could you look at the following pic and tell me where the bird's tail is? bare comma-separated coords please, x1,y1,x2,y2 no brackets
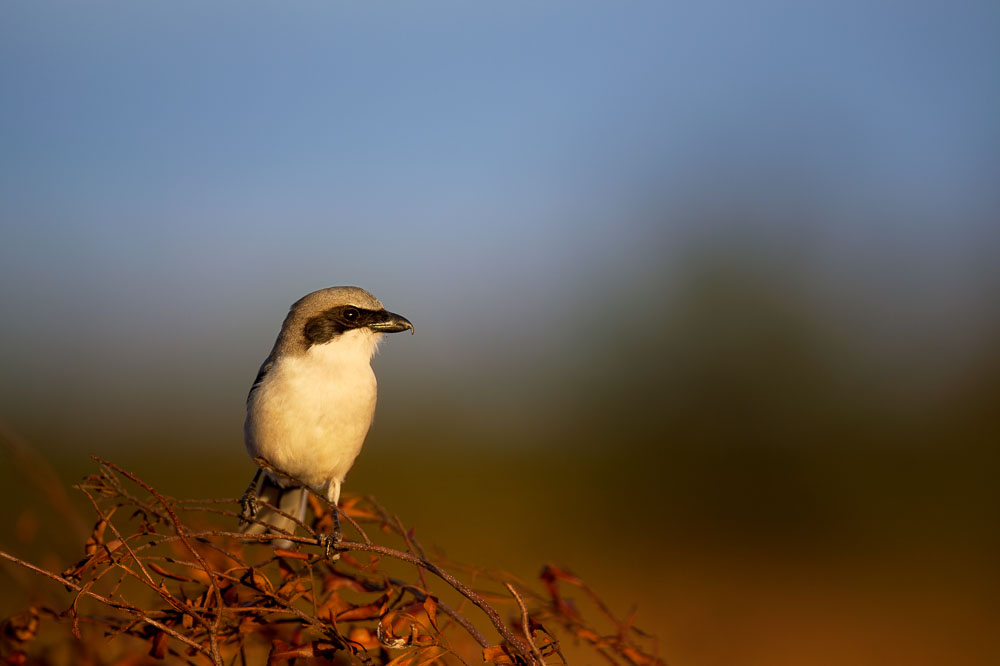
241,476,307,550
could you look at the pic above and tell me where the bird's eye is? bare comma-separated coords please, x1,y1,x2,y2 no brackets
343,307,360,322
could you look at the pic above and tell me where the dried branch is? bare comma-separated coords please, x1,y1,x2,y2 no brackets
0,549,211,658
0,458,664,666
506,582,546,665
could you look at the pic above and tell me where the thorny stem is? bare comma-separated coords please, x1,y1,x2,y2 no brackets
77,485,202,626
394,513,430,592
389,580,491,649
246,455,538,661
133,552,492,650
204,530,539,664
1,457,662,666
507,582,546,665
93,456,226,666
0,550,211,658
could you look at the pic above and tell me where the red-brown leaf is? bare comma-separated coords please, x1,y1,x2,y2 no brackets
2,608,39,644
337,593,389,622
422,596,439,632
267,639,313,665
483,645,516,664
348,627,381,650
147,562,194,582
84,517,109,556
276,558,296,581
321,569,369,594
378,612,413,649
384,651,418,666
415,645,449,664
622,646,658,665
149,631,168,659
316,593,353,620
239,567,275,594
3,651,28,666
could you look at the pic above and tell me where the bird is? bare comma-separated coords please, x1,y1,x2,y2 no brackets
239,286,412,554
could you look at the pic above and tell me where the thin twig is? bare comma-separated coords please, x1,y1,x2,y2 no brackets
93,456,226,666
204,530,537,663
394,513,429,592
506,582,546,665
3,457,663,666
0,549,211,658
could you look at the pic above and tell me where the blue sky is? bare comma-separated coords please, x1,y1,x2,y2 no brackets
3,2,996,280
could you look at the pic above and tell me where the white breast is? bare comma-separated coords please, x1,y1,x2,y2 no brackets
245,329,382,491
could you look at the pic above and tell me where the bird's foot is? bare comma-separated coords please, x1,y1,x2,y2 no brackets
320,529,343,561
239,489,259,527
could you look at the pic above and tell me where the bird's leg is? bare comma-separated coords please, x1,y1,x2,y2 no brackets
321,510,343,560
320,479,343,561
239,468,263,526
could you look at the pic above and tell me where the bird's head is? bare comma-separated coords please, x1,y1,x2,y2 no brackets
278,286,413,358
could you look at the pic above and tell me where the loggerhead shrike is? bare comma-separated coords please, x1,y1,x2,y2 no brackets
239,286,412,552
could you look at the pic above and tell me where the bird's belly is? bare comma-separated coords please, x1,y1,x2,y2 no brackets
245,358,377,490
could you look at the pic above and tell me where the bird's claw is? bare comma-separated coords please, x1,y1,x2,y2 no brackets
239,489,258,527
320,530,343,561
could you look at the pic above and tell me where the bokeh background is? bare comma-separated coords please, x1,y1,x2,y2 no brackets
2,2,998,664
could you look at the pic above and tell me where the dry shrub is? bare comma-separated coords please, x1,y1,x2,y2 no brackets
1,457,663,665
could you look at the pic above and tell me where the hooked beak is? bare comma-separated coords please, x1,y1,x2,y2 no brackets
368,310,414,334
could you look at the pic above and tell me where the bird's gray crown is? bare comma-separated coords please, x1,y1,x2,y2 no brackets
290,286,385,315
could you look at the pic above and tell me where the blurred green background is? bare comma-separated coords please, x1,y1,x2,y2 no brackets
1,2,998,664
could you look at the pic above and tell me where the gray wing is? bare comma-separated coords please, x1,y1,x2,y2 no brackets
247,357,274,404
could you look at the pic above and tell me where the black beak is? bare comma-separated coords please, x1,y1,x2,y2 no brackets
368,310,414,334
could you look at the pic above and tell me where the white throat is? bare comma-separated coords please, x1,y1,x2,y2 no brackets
306,328,384,365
